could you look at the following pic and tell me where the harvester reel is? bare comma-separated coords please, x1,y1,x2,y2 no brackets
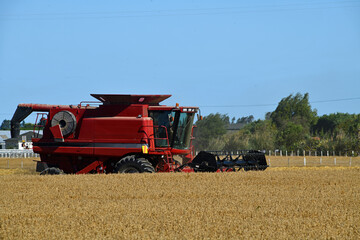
189,151,217,172
51,111,77,136
114,155,155,173
196,150,268,172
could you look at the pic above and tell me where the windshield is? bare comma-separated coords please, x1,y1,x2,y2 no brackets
172,112,195,149
149,110,195,149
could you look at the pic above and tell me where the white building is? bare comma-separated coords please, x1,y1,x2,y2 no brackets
0,130,43,149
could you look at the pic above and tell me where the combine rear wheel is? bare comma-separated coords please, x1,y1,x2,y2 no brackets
40,167,64,175
114,156,155,173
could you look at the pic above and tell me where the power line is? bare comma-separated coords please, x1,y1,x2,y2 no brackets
1,0,358,17
0,97,359,116
1,1,359,20
311,97,360,104
199,97,360,108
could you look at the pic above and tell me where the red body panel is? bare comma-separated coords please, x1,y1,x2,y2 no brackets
29,94,198,174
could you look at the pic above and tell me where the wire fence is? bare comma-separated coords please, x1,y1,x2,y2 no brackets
266,156,359,167
0,149,40,158
0,150,359,171
267,149,358,157
0,158,38,171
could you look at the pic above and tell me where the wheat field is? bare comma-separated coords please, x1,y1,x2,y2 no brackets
1,164,359,239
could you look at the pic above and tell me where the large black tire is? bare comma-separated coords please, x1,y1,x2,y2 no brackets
114,156,155,173
40,167,64,175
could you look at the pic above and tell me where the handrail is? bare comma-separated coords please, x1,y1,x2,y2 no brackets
151,125,170,148
78,101,102,108
33,113,47,138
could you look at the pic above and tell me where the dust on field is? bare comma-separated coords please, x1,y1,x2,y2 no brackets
1,168,359,239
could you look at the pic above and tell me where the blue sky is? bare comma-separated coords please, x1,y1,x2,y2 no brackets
0,0,359,123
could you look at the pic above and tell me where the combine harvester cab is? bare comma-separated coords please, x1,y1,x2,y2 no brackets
11,94,268,174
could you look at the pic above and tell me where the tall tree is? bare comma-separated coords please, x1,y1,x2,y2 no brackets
270,93,317,130
270,93,317,149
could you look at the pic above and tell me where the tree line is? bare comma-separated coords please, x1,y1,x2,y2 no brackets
194,93,360,154
1,92,359,154
0,120,35,130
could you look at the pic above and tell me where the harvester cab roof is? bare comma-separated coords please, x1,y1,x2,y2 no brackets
90,94,172,106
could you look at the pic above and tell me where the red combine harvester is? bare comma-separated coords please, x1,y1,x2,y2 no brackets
11,94,268,174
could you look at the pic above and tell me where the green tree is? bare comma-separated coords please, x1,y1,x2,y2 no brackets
270,93,317,149
0,120,11,130
271,93,317,131
22,122,35,130
236,115,254,124
223,133,249,151
276,122,305,150
194,113,228,150
247,120,277,150
312,113,360,152
222,120,276,151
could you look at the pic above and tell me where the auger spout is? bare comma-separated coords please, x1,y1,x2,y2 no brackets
11,103,72,138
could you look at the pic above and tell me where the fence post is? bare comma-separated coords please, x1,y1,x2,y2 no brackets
304,156,306,166
268,158,271,167
327,151,329,157
269,150,271,156
350,157,352,167
320,151,323,165
334,157,336,166
280,150,282,156
286,150,288,157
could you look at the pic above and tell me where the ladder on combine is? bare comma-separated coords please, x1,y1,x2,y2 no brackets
33,113,47,138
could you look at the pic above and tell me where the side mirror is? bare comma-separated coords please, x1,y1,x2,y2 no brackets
197,114,203,121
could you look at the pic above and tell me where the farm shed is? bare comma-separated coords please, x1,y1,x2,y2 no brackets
4,131,43,149
0,135,7,149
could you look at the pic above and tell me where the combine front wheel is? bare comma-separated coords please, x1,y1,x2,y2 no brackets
114,156,155,173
